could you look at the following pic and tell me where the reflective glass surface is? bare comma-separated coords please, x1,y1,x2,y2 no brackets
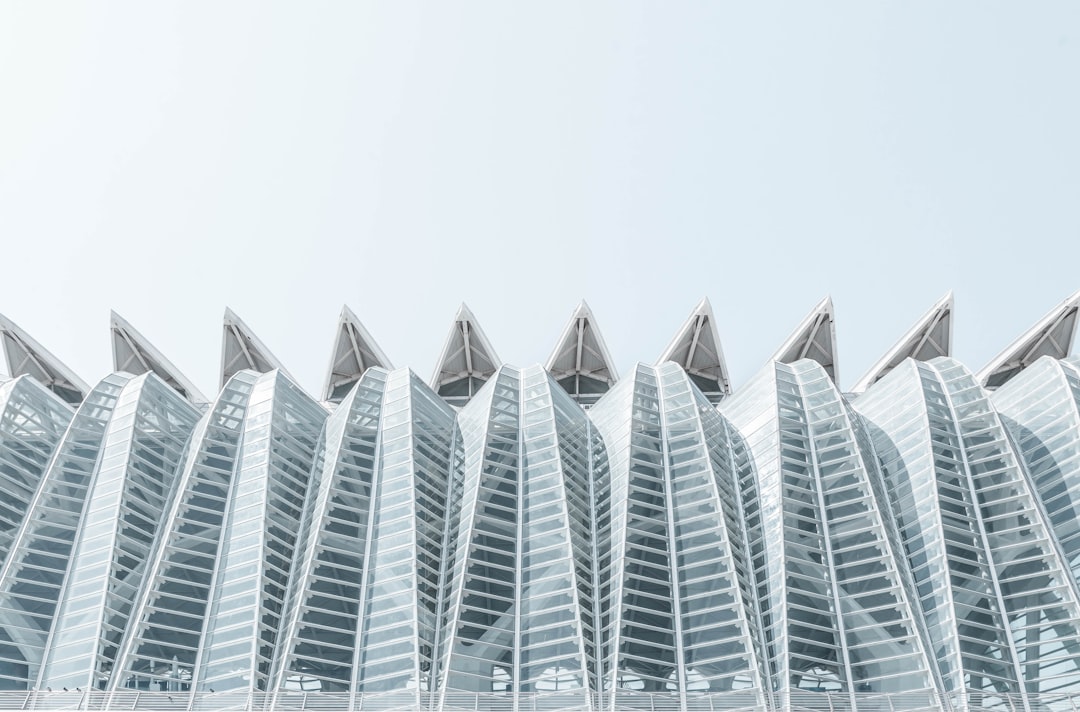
724,360,938,709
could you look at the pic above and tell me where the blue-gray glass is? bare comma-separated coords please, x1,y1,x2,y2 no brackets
0,374,131,690
589,362,767,711
723,359,938,710
110,370,260,691
0,376,73,573
857,356,1080,706
436,365,598,707
37,374,200,691
273,367,459,705
192,371,327,693
994,357,1080,582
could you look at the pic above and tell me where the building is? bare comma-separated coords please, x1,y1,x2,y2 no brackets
0,292,1079,711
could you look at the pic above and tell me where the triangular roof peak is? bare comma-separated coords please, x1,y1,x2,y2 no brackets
851,292,953,394
220,308,292,388
430,303,501,407
545,300,618,407
111,311,208,406
978,290,1080,390
657,297,731,404
770,296,839,383
0,313,89,406
323,305,393,404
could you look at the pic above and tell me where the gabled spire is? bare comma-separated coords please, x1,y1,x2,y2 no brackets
430,303,500,408
978,290,1080,390
0,313,88,406
852,292,953,394
545,301,618,407
322,305,393,404
769,296,838,383
111,311,208,406
656,297,731,403
220,308,291,388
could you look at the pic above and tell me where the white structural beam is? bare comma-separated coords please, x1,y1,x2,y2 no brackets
322,305,393,404
545,301,617,406
111,311,208,406
0,313,88,406
657,297,731,403
978,290,1080,390
220,308,293,388
430,303,500,407
769,296,838,383
851,292,953,394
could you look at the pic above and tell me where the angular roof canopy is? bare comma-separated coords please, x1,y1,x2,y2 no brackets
322,305,393,403
851,292,953,394
111,311,208,406
978,290,1080,390
545,301,618,406
656,297,731,403
220,308,292,388
0,313,88,406
769,296,838,383
430,303,500,407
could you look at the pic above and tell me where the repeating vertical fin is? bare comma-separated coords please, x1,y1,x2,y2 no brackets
857,357,1080,705
273,368,458,703
589,363,767,707
0,378,73,573
435,366,598,707
37,375,200,690
994,357,1080,583
191,371,327,694
109,370,261,692
723,360,940,709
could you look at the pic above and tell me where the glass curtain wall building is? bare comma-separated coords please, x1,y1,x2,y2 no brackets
1,293,1080,711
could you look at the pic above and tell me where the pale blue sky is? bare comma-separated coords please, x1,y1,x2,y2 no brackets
1,3,1078,396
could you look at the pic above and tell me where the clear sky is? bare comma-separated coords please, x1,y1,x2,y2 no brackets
1,3,1078,397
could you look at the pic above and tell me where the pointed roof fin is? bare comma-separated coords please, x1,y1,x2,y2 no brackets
111,311,208,406
545,301,618,407
978,290,1080,390
657,297,731,404
0,313,89,406
323,306,393,403
431,303,500,408
770,296,838,383
852,292,953,394
220,308,292,388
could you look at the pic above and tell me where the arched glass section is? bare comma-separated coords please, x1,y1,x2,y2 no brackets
37,374,200,690
993,357,1080,583
0,376,73,571
110,370,261,692
273,367,460,706
435,365,598,709
191,371,327,694
857,357,1080,707
0,374,132,689
589,362,767,710
723,359,939,710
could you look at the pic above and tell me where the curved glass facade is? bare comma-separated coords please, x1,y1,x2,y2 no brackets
4,301,1080,710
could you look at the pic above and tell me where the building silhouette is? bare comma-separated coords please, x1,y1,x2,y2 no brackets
1,292,1079,711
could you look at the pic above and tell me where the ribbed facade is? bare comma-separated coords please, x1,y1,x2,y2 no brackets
1,294,1080,711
